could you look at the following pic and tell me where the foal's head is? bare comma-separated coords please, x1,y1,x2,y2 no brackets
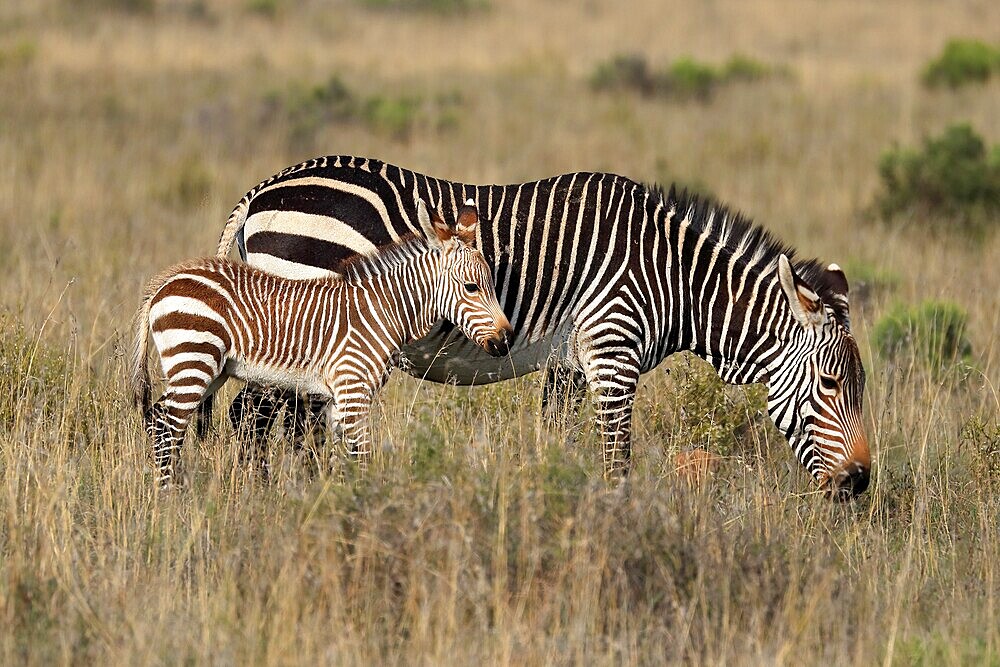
419,199,513,357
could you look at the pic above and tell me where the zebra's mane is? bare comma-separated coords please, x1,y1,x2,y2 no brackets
659,185,851,326
338,233,431,285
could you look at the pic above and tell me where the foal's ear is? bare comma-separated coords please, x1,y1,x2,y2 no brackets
417,198,452,250
455,198,479,247
777,254,826,330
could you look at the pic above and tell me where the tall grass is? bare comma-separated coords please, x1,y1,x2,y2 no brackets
2,0,999,663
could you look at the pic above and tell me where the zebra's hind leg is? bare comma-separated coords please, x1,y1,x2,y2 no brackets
146,391,202,488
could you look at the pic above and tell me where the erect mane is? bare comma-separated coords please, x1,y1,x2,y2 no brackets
657,185,851,327
338,233,431,285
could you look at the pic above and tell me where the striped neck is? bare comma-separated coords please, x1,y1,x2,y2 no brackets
652,194,798,386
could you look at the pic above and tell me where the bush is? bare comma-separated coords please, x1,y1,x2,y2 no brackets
245,0,279,18
361,95,420,139
590,54,655,95
872,301,973,372
272,76,459,146
670,355,767,457
876,124,1000,235
840,260,899,305
591,53,783,101
661,57,719,100
356,0,488,13
922,39,1000,89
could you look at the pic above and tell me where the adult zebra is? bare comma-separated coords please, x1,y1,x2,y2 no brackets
215,156,871,497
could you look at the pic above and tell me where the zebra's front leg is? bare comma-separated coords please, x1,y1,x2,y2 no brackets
580,345,642,480
331,378,375,475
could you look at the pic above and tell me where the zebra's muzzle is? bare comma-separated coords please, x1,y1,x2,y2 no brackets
827,461,870,500
483,327,512,357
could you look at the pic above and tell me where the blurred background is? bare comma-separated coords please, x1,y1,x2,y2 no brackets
1,1,999,663
1,0,998,359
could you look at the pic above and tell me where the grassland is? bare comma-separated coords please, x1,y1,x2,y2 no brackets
1,0,999,664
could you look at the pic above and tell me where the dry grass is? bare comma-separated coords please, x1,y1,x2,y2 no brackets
2,0,999,664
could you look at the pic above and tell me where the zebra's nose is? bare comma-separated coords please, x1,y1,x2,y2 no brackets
485,328,511,357
830,461,870,500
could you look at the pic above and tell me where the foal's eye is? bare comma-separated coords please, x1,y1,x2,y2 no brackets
819,375,839,392
464,282,480,294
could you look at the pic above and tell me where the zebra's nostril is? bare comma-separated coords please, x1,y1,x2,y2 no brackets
833,464,870,499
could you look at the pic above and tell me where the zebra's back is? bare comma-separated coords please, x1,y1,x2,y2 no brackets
228,156,657,383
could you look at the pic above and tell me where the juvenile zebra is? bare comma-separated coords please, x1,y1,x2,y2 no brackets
131,200,512,485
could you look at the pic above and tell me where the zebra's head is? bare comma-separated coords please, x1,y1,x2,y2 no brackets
420,199,513,358
767,255,870,499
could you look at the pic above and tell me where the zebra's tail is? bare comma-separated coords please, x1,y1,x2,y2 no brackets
130,292,153,415
216,195,250,258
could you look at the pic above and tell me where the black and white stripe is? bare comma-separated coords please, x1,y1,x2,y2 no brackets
216,156,871,495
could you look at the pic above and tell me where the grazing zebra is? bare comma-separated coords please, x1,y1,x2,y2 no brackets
132,200,512,485
215,156,871,497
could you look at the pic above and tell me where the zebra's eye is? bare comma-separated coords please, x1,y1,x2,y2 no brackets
819,375,839,392
464,282,480,294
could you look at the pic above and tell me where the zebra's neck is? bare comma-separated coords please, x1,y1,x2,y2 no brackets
344,250,443,348
652,200,793,386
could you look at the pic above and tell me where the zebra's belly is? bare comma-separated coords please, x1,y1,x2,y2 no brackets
224,358,332,398
399,322,574,385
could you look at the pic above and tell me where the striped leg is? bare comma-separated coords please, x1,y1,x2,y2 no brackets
147,378,220,486
580,339,642,479
332,376,376,475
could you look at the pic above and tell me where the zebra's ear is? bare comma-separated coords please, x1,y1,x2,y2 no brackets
825,263,852,331
428,206,455,247
778,254,826,329
417,198,451,250
455,199,479,247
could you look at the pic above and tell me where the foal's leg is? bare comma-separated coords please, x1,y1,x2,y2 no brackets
147,373,225,487
332,375,376,475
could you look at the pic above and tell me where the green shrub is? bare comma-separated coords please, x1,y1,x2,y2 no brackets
876,124,1000,234
590,54,656,95
872,300,973,372
361,95,420,139
840,260,900,305
0,40,38,69
157,155,213,209
670,355,767,457
274,76,461,146
245,0,279,18
661,57,719,100
356,0,488,13
922,39,1000,89
591,53,784,101
722,54,774,81
77,0,155,12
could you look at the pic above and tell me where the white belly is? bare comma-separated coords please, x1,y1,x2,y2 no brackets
224,358,332,398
